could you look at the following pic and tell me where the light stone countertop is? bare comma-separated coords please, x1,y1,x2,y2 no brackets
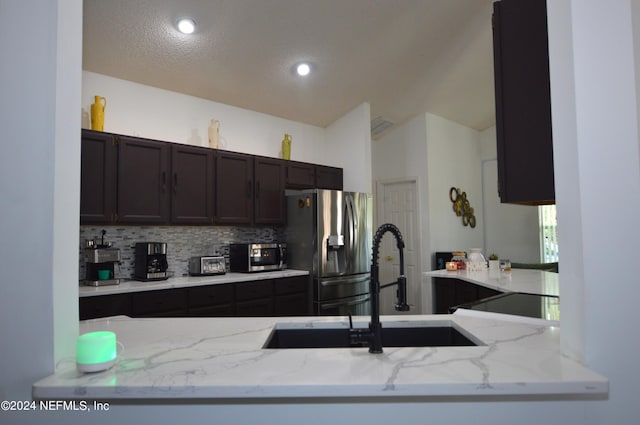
424,269,559,296
32,312,607,400
79,270,310,297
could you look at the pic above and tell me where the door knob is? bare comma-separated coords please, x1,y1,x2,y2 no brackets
386,256,393,261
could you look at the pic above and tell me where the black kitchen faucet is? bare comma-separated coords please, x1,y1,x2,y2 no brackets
350,223,410,353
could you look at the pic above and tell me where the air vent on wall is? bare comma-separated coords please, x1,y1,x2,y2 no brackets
371,116,394,138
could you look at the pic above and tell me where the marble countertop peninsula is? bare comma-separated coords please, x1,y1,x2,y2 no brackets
33,312,606,400
424,269,559,296
79,270,309,297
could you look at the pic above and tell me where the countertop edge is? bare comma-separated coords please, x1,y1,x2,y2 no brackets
79,270,310,297
423,269,559,297
32,381,609,401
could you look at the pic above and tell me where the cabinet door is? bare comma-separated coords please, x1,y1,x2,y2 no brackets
274,275,309,315
274,275,309,296
432,278,456,314
274,292,309,316
171,144,215,224
215,151,254,224
188,284,234,313
80,130,117,224
492,0,554,204
131,288,188,317
254,157,285,225
235,298,274,317
456,280,480,305
117,136,171,224
235,280,274,301
315,165,343,190
79,294,131,320
286,161,316,189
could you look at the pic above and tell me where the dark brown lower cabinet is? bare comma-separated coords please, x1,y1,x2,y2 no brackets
187,284,234,316
235,279,275,317
274,275,311,316
432,278,501,314
79,276,310,320
236,298,275,317
79,293,131,320
131,288,189,317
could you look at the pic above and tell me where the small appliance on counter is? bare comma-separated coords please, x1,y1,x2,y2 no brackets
83,245,121,287
133,242,169,281
188,256,226,276
229,243,287,272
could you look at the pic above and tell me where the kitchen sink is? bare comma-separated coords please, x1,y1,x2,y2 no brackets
262,322,481,349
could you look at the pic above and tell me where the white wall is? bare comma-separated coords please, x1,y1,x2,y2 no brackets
82,72,372,192
425,113,484,253
325,102,373,193
481,160,541,262
548,0,640,423
479,126,541,263
82,71,326,161
0,0,81,403
371,114,430,311
372,113,489,313
372,115,542,280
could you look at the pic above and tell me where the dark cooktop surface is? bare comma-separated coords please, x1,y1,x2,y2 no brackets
453,292,560,321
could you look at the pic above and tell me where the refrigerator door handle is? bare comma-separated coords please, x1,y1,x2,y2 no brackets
319,294,370,310
319,274,370,287
344,195,356,271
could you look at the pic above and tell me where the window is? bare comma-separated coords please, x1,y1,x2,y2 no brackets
539,205,559,263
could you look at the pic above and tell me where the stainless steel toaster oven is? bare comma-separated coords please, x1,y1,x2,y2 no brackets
188,256,226,276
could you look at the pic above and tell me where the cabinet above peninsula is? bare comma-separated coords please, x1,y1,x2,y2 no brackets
492,0,555,204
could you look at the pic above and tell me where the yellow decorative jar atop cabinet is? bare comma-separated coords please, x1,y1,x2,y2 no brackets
90,96,106,131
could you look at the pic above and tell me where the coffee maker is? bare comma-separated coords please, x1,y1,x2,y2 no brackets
134,242,169,281
84,246,121,287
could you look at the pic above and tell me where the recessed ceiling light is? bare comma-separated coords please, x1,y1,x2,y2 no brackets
296,63,311,76
177,18,196,34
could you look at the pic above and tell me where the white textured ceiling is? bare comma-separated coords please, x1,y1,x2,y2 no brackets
83,0,496,135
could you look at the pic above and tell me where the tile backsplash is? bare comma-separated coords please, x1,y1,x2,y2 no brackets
79,225,285,281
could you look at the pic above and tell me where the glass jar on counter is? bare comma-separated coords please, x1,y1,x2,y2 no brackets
451,251,467,270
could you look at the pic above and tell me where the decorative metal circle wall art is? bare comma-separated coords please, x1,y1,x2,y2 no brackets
449,187,476,228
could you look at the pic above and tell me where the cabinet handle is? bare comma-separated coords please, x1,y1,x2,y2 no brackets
173,173,178,195
256,181,260,199
162,172,166,193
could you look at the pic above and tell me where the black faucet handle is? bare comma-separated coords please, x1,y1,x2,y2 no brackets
395,275,410,311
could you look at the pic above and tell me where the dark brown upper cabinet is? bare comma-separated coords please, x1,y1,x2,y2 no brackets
80,130,117,223
254,157,286,225
492,0,555,204
117,135,171,224
80,129,342,226
214,153,286,226
215,151,254,225
315,165,343,190
285,161,316,189
170,144,215,225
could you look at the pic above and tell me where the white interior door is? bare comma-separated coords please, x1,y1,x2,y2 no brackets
376,180,420,315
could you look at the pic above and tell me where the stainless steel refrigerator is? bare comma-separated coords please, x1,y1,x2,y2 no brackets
286,189,372,315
